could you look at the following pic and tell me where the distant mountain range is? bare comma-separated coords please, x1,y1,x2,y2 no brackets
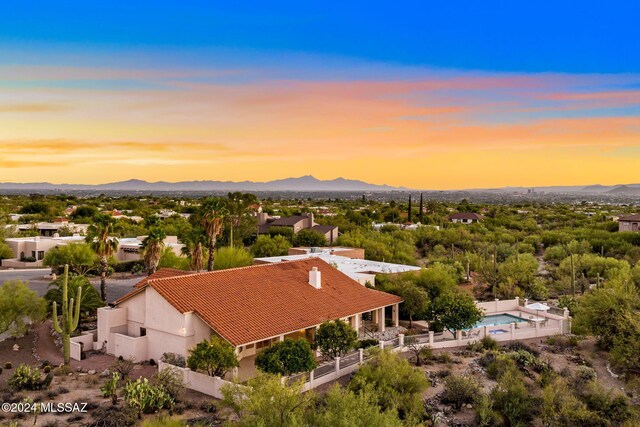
0,175,406,192
474,184,640,195
1,177,640,195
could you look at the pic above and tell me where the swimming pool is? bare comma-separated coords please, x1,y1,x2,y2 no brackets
473,313,527,328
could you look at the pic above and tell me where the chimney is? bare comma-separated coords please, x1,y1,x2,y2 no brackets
309,267,321,289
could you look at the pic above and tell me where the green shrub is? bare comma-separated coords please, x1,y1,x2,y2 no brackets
474,393,501,427
5,362,12,369
480,336,498,350
255,338,317,376
490,369,535,426
486,354,517,380
123,378,174,419
442,375,481,410
160,352,186,368
9,364,42,390
101,372,120,404
152,367,185,402
356,339,379,349
43,366,51,374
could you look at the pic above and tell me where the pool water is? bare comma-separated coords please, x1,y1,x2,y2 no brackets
474,313,527,328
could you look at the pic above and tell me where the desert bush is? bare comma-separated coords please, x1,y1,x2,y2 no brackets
490,369,535,426
152,367,185,402
5,362,12,369
475,393,501,427
570,365,597,390
86,404,137,427
9,364,42,390
112,357,135,379
480,336,499,350
486,354,517,380
43,366,51,374
442,375,481,410
160,352,186,368
506,341,539,356
580,381,633,424
101,372,120,404
52,365,73,376
507,349,550,373
123,378,174,419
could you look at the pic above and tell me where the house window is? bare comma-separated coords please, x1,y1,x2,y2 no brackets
140,327,146,337
37,251,45,260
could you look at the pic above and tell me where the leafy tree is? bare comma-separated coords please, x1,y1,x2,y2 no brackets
71,205,99,221
19,201,50,215
396,281,429,329
255,338,317,376
196,198,228,271
45,274,103,319
312,385,403,427
141,228,167,275
315,320,357,359
490,368,535,427
431,291,483,335
0,280,46,336
349,349,429,422
268,226,294,240
0,241,13,260
187,336,238,377
43,243,98,275
157,247,190,270
250,235,292,257
213,246,253,270
220,374,313,427
86,214,120,301
294,229,327,247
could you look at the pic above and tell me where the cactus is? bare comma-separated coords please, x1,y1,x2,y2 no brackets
52,265,81,366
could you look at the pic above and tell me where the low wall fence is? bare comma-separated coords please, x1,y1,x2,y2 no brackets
158,361,237,399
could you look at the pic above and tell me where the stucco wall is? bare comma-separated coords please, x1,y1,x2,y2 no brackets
114,334,148,361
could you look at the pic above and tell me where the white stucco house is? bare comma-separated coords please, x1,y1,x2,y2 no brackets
97,259,402,369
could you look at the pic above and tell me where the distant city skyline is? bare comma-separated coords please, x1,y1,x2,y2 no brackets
1,2,639,189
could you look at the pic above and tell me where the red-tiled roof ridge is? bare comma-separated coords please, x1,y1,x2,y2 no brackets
134,267,195,288
119,258,402,346
144,258,314,285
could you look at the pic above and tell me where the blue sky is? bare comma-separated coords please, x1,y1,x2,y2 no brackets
2,1,638,73
1,1,640,188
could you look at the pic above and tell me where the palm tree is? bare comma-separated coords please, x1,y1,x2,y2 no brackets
86,214,119,301
45,274,104,322
199,198,228,271
141,228,167,275
181,229,208,271
226,192,257,247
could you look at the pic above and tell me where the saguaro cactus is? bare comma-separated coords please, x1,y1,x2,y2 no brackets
52,265,82,365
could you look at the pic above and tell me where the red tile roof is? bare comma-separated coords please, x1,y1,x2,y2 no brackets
117,258,401,346
133,268,195,289
619,214,640,222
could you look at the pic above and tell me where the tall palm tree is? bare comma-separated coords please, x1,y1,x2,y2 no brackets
141,228,167,275
199,198,228,271
181,229,208,271
86,214,119,301
226,192,257,248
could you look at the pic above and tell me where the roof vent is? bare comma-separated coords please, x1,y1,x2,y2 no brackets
309,267,321,289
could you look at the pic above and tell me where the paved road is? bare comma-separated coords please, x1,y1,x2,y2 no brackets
0,269,140,303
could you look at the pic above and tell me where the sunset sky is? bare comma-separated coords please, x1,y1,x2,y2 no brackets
1,1,639,189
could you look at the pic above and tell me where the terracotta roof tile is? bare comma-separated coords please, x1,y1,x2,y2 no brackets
119,259,401,346
133,268,195,289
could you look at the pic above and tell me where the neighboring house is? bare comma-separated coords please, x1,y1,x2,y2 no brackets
2,234,85,268
156,209,191,220
97,259,402,366
257,212,338,244
16,220,88,237
618,214,640,232
448,212,483,224
115,236,185,262
254,247,421,285
372,222,439,231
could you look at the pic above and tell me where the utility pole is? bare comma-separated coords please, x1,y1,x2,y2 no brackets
408,195,412,223
419,193,424,224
